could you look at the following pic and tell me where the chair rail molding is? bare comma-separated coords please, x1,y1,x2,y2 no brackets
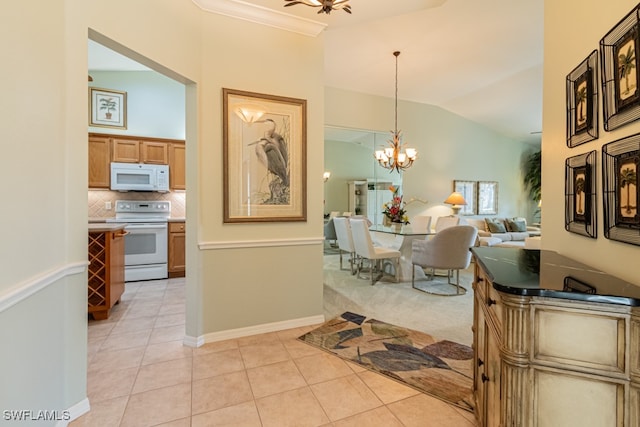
0,261,88,313
191,0,327,37
199,236,324,250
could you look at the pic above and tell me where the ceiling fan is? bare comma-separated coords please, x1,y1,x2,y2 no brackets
284,0,352,15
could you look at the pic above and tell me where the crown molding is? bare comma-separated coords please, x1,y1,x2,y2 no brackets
192,0,327,37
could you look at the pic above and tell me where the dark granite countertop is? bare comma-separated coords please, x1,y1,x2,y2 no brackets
471,247,640,306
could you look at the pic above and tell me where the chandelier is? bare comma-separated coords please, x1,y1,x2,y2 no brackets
375,51,417,173
284,0,352,15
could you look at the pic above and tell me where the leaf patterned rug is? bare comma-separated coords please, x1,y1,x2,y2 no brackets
298,311,474,412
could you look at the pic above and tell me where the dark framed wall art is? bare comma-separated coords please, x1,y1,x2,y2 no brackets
602,133,640,245
223,88,307,223
565,151,597,238
566,50,598,147
600,4,640,131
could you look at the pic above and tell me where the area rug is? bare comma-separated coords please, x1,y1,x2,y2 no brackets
298,311,474,412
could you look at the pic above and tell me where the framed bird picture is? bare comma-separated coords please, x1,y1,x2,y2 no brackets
223,88,307,223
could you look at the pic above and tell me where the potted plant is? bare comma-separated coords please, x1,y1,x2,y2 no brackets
523,150,541,220
99,97,118,120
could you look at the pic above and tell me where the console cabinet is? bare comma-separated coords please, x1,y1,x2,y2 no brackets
473,257,640,427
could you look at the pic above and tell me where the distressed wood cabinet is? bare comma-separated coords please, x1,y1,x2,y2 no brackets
472,248,640,427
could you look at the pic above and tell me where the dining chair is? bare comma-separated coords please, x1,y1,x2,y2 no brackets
411,225,478,295
434,215,460,233
333,217,357,274
350,218,401,285
342,211,352,217
411,215,432,233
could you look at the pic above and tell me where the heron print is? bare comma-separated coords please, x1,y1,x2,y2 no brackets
245,116,291,205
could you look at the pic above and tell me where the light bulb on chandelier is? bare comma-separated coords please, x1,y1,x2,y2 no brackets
375,51,417,173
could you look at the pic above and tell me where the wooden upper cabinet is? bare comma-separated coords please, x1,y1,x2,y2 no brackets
169,143,186,190
141,141,168,164
112,139,141,163
88,136,111,188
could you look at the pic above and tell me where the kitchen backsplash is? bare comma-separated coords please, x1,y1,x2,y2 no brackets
89,190,186,219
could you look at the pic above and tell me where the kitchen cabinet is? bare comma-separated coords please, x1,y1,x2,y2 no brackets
112,139,168,164
88,136,111,188
111,138,140,163
472,247,640,427
88,225,126,320
168,221,185,278
168,143,186,190
141,141,168,164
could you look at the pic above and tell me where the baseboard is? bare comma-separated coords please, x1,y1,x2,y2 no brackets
184,314,325,347
55,398,90,427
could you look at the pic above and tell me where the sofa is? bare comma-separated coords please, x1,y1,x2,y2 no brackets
464,217,541,248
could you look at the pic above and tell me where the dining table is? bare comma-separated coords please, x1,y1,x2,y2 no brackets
369,224,434,281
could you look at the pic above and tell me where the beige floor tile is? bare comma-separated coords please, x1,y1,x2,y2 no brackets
68,396,128,427
120,383,191,427
357,369,421,404
87,321,116,339
121,302,162,320
99,329,151,352
246,360,307,398
310,374,383,421
148,324,185,344
142,340,193,365
255,387,330,427
239,342,291,369
275,326,311,341
131,357,192,394
237,332,280,347
294,352,354,384
192,348,246,380
283,338,324,359
154,417,191,427
158,302,185,316
154,313,186,328
110,316,157,335
387,393,477,427
191,401,262,427
88,346,145,374
191,371,254,415
192,339,239,357
87,367,138,403
332,406,404,427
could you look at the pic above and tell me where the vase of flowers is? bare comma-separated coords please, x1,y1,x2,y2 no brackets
382,185,409,225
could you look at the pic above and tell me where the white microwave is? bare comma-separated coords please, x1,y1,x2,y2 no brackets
110,162,170,192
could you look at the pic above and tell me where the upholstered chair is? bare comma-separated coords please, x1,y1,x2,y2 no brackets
411,225,478,295
350,218,401,285
434,215,460,233
411,215,432,233
333,217,357,274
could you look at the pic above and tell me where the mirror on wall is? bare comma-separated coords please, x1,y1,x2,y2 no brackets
323,126,402,226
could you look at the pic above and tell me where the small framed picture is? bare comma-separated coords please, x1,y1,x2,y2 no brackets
453,180,477,215
566,50,598,147
565,151,596,238
89,87,127,129
600,4,640,131
477,181,498,215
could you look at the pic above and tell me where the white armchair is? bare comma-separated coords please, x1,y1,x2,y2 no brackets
411,225,478,295
333,217,357,274
350,218,401,285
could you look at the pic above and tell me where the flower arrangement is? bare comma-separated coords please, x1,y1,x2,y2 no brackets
382,186,409,224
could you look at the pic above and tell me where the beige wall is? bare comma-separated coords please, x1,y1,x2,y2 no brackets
543,0,640,285
325,87,539,222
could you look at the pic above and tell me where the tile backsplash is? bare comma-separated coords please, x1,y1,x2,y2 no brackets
89,190,186,219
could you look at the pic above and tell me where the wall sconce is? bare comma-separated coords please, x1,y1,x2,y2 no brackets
323,171,331,182
444,192,467,215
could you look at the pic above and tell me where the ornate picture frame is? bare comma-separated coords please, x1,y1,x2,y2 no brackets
602,133,640,245
89,87,127,129
566,50,598,147
223,88,307,223
565,151,597,238
600,4,640,131
477,181,498,215
453,180,477,215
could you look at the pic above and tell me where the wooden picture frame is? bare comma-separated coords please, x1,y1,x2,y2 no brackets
600,4,640,131
566,50,598,147
565,151,597,238
223,88,307,223
602,133,640,245
477,181,498,215
89,87,127,129
453,180,477,215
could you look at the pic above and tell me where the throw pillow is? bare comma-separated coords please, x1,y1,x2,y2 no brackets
506,218,527,232
485,218,507,233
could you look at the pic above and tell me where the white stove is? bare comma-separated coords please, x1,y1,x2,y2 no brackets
108,201,171,282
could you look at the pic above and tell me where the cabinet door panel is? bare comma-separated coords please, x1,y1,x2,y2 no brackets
89,136,111,188
169,144,186,190
112,139,140,163
142,141,168,164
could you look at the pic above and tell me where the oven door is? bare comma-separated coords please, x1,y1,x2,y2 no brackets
123,223,168,281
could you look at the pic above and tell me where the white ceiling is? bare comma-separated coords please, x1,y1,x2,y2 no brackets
89,0,543,144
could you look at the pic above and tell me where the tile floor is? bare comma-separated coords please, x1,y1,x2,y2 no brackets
72,260,478,427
